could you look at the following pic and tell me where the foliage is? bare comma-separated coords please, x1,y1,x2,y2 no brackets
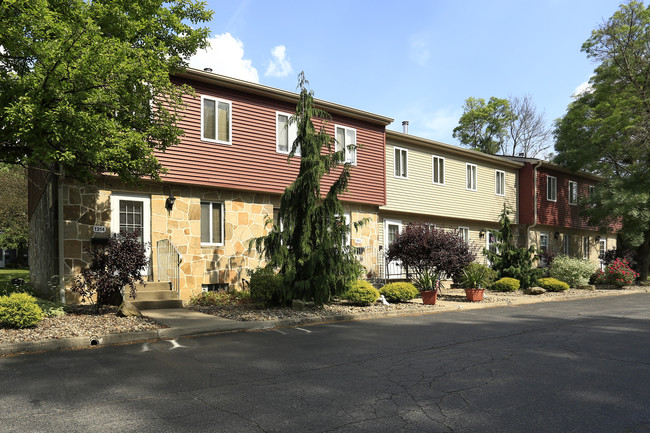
549,255,597,288
553,1,650,281
0,293,43,328
0,0,212,182
600,247,638,272
492,277,520,292
460,263,497,289
342,280,379,306
453,96,515,154
412,269,439,292
0,164,28,259
35,298,67,317
0,269,33,296
505,95,551,158
248,267,283,303
379,282,419,303
484,205,538,289
70,232,147,311
538,277,570,292
189,290,251,307
593,258,639,287
387,223,476,283
253,73,364,307
539,249,558,269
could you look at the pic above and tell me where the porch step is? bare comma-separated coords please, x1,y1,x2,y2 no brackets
137,281,173,292
130,299,184,310
128,281,181,309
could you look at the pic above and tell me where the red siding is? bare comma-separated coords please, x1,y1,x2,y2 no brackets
536,167,595,230
155,78,386,206
518,163,535,225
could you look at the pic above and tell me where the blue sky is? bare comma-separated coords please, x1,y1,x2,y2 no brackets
189,0,623,149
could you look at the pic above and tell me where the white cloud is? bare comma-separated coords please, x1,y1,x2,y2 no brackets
409,35,430,67
572,80,593,98
265,45,293,78
189,33,259,83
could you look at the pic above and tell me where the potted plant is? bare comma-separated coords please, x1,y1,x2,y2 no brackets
414,270,440,305
460,263,494,302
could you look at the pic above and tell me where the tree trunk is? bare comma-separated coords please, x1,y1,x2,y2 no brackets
637,230,650,282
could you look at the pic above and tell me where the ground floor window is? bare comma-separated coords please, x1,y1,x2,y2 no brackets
201,202,224,245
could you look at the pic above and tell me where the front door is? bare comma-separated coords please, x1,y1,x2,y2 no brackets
110,194,151,276
385,219,402,279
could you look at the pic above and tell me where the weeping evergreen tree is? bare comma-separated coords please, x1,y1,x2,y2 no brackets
484,204,538,289
254,73,363,306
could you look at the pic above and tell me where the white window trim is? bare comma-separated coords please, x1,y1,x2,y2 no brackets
569,181,578,205
393,146,408,179
200,201,225,247
432,155,445,185
495,170,505,196
335,125,357,165
276,111,299,155
458,226,470,244
200,95,232,145
547,175,557,202
582,236,590,260
466,163,477,191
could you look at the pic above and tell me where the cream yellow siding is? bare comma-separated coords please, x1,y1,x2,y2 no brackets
382,137,520,223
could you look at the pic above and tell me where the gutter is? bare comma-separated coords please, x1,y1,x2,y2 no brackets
526,160,543,248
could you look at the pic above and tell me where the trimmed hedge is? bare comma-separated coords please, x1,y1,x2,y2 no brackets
380,282,419,303
343,280,380,306
538,277,569,292
491,277,520,292
0,293,44,329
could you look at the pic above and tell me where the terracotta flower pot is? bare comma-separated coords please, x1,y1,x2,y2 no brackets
421,290,438,305
464,288,485,302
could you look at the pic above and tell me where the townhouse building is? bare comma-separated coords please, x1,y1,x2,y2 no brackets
28,68,393,302
379,130,523,278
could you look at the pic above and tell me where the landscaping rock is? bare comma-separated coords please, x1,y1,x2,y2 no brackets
291,299,315,310
117,301,143,318
524,287,546,295
576,284,596,291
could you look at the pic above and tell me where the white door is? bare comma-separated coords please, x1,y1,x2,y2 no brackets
385,219,402,279
599,239,607,270
110,194,151,275
485,229,498,266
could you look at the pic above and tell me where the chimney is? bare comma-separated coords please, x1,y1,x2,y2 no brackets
402,120,409,134
204,68,213,72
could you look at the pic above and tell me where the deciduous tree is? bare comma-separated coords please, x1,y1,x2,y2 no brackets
0,164,28,265
453,96,514,154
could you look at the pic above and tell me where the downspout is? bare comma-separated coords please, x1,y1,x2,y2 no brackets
57,173,65,303
526,160,543,249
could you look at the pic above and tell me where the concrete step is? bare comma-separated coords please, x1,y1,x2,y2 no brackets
135,281,172,292
130,299,184,310
132,290,178,302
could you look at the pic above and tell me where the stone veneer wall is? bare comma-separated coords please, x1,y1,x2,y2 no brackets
60,177,381,302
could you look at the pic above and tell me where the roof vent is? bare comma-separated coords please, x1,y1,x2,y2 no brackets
204,68,213,72
402,120,409,134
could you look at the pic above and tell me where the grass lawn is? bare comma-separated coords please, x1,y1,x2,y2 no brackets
0,268,30,295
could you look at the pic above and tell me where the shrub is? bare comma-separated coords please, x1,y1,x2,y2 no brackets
248,267,283,303
549,255,597,287
189,290,251,307
380,282,419,302
598,258,638,287
460,263,497,289
491,277,520,292
343,280,380,306
0,293,43,328
538,277,569,292
35,299,67,317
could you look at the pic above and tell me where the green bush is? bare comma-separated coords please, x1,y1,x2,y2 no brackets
491,277,520,292
189,290,251,307
0,293,44,328
461,263,497,289
35,299,67,317
538,277,570,292
549,255,597,287
380,282,419,302
343,280,380,306
248,267,283,303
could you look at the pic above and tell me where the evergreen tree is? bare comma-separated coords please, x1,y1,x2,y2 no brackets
485,205,538,289
254,73,363,306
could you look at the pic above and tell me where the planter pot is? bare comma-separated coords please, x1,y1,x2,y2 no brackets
464,288,485,302
421,290,438,305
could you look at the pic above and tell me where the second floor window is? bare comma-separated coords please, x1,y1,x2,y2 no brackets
201,96,231,144
466,163,477,191
432,156,444,185
495,170,505,196
394,147,408,178
547,175,557,202
336,126,356,164
276,112,299,155
200,201,224,245
569,181,578,205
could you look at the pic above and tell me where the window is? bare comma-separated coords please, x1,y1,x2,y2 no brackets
339,213,351,246
540,233,548,253
563,234,570,255
458,227,470,244
276,112,299,155
201,96,231,144
200,202,224,245
335,126,356,164
547,175,557,202
599,238,607,270
582,236,590,260
588,185,595,197
466,163,477,191
495,170,505,196
394,147,408,178
569,181,578,205
432,156,445,185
